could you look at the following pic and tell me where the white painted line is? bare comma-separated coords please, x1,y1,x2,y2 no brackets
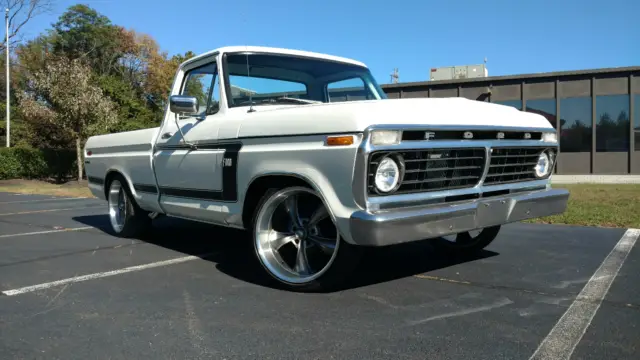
0,206,101,216
1,253,214,296
0,226,94,239
0,197,88,204
529,228,640,360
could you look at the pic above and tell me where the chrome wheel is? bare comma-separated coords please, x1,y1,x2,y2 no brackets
254,187,340,285
441,229,484,246
108,179,127,233
435,226,501,252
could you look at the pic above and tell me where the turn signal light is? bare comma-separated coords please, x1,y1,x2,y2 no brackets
326,135,354,146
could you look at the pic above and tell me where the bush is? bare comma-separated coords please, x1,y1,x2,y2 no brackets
42,148,78,182
0,146,77,181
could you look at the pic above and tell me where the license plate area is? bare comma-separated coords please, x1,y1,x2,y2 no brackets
475,197,512,228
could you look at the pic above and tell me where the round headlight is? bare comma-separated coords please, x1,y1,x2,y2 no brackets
535,151,551,178
375,157,400,193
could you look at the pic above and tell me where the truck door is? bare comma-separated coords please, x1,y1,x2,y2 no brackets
153,56,227,223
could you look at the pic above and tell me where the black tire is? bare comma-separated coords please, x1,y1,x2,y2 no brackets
106,175,152,238
432,225,501,255
251,186,362,292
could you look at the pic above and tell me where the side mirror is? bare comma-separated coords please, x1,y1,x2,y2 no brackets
169,95,199,115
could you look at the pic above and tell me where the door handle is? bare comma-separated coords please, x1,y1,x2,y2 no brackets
161,132,173,139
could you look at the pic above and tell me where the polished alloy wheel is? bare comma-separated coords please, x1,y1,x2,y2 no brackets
441,229,484,246
435,225,501,253
254,187,340,285
108,179,127,233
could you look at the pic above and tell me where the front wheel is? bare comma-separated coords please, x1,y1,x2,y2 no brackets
107,177,151,238
432,226,501,254
252,186,361,292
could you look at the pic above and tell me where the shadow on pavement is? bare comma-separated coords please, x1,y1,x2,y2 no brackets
72,214,499,293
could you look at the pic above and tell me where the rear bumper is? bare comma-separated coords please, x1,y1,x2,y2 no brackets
349,187,569,246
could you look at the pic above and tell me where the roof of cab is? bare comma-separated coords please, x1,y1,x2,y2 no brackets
180,46,367,69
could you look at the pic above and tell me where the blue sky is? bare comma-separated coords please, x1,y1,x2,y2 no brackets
17,0,640,85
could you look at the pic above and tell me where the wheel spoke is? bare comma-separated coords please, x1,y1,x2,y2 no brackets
271,232,296,251
294,239,311,275
308,235,336,254
308,204,329,226
284,195,302,228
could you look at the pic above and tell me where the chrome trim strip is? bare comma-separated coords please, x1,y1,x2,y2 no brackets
371,182,549,210
478,146,492,187
367,139,559,152
364,123,557,134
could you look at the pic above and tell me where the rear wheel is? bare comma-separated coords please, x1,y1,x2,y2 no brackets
252,186,361,292
107,177,151,238
432,226,501,254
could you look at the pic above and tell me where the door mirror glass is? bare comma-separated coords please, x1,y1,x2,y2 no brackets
170,95,199,115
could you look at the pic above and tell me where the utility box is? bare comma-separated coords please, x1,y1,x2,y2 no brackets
430,64,488,81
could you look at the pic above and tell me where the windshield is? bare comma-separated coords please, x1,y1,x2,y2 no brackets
224,52,387,108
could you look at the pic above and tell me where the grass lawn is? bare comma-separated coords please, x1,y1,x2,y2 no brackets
0,179,94,198
0,180,638,228
526,184,640,228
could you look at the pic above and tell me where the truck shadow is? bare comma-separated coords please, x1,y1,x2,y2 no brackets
72,214,499,293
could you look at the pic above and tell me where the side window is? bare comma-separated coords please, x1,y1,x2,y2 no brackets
327,77,372,102
181,61,219,115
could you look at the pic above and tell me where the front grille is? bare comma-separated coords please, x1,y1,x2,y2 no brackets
483,147,548,185
368,148,486,195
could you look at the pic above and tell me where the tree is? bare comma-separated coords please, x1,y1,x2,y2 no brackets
0,0,53,51
18,57,118,181
51,4,127,76
145,50,196,110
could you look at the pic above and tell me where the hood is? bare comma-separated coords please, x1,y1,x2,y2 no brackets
236,97,554,138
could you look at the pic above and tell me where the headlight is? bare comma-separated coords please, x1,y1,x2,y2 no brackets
541,132,558,143
534,151,553,178
371,130,401,145
375,157,400,192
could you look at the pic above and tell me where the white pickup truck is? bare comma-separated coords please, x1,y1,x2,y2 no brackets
85,46,569,291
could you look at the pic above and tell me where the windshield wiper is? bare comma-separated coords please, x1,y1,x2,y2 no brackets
272,97,321,105
238,97,321,107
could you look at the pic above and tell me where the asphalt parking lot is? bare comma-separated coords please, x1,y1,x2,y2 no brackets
0,192,638,360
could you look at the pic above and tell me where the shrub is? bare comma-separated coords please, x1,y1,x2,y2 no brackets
0,146,77,181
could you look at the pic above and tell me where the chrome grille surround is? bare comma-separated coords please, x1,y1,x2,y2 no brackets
351,125,559,211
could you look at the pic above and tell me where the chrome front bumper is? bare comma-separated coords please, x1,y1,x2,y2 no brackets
349,187,569,247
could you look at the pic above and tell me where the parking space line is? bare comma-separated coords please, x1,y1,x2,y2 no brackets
0,197,89,204
0,206,102,216
1,253,216,296
529,228,640,360
0,227,94,239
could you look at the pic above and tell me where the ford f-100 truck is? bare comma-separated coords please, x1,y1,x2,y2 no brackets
84,46,569,292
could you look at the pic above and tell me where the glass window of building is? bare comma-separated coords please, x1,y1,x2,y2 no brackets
493,99,522,110
635,95,640,151
559,97,592,152
525,98,557,129
595,94,629,152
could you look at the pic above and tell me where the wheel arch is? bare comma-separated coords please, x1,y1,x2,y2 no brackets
241,173,339,233
104,168,136,199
